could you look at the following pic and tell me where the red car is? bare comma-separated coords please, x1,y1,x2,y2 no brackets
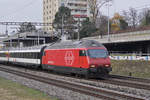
42,40,112,78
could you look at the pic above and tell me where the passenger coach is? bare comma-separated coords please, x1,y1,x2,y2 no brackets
0,46,46,68
0,50,9,63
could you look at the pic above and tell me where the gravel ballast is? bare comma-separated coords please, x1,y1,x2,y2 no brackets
0,65,149,99
0,71,100,100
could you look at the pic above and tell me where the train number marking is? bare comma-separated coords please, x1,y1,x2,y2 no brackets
65,51,74,66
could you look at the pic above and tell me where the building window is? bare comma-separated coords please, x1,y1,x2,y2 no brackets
61,3,65,6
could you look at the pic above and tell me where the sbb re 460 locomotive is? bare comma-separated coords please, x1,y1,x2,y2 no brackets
42,40,112,78
0,40,112,78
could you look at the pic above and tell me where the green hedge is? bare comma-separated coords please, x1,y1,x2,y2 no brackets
111,60,150,78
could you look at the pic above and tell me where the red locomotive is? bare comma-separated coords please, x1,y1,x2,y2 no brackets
42,40,112,78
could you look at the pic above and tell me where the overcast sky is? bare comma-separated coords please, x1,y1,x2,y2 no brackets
0,0,150,34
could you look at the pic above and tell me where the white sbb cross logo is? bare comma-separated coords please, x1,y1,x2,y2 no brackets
65,51,74,66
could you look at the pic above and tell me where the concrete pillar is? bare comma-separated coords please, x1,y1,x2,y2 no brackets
147,44,150,54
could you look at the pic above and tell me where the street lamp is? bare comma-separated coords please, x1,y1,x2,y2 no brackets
106,1,112,41
38,32,40,45
78,17,81,41
62,14,65,36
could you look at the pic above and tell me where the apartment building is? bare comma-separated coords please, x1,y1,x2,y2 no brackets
43,0,91,32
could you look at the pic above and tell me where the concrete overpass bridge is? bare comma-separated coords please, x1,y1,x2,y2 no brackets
84,30,150,54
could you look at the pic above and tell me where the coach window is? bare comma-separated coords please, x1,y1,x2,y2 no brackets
34,53,36,59
27,52,29,58
29,52,31,58
19,53,21,58
37,53,39,59
11,53,13,57
36,53,38,59
20,53,22,58
15,53,17,58
25,53,27,58
18,53,20,58
31,53,33,59
22,53,24,58
11,53,12,57
12,53,14,57
1,53,3,57
28,52,30,58
26,53,28,58
31,53,33,58
31,53,34,59
79,50,87,56
9,53,11,57
17,53,19,58
32,53,34,59
15,53,17,57
23,53,24,58
37,53,40,59
33,53,35,59
14,53,16,58
23,53,25,58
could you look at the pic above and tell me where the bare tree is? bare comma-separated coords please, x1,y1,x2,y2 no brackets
128,8,139,28
95,15,108,38
18,22,36,33
139,8,150,26
87,0,112,23
122,10,130,25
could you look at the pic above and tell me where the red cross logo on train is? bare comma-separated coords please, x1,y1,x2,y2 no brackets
65,51,74,66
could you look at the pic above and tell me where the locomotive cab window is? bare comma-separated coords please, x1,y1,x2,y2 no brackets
88,49,108,58
79,50,87,56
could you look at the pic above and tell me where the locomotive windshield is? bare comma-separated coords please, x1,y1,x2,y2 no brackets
88,49,108,58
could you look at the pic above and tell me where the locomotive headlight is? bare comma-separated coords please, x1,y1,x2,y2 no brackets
90,65,96,68
105,64,110,67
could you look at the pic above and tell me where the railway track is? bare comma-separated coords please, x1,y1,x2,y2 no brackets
0,66,145,100
110,75,150,83
97,76,150,91
105,75,150,90
1,64,150,91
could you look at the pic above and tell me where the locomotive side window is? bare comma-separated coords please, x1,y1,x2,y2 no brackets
79,50,87,56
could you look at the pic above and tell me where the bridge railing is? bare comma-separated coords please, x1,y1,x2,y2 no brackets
84,29,150,40
109,52,150,61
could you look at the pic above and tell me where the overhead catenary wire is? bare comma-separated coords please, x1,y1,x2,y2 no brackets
103,1,150,17
1,0,40,17
117,4,150,15
0,0,42,33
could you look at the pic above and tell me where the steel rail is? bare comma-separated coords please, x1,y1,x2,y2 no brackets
100,79,150,91
110,75,150,83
